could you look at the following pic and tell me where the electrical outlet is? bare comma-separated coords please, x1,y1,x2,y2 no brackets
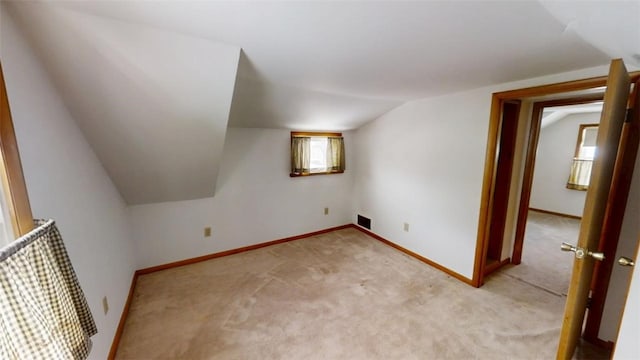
102,296,109,315
204,227,212,237
403,223,409,232
324,207,329,215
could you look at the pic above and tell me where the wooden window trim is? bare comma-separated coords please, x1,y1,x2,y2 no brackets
573,123,599,158
289,170,345,178
0,62,34,238
290,131,344,177
566,123,599,191
291,131,342,138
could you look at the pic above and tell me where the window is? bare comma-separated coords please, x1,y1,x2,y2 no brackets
567,123,598,191
290,132,345,176
0,62,34,241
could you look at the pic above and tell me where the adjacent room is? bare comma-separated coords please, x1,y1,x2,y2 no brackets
506,102,604,296
0,1,639,359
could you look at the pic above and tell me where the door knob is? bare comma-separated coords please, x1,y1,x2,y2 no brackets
560,242,605,261
618,257,635,267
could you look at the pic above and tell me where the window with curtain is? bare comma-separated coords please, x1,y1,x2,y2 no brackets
290,132,345,176
567,124,598,191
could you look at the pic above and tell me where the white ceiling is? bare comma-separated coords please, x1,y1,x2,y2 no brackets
542,102,604,128
2,1,637,204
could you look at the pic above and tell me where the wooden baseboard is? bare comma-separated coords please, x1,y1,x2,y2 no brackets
484,257,511,276
109,224,353,357
529,208,582,220
583,334,615,350
136,224,353,275
110,223,475,356
351,225,475,286
108,272,139,360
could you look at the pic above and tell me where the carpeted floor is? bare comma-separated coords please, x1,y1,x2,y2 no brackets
115,226,605,359
502,210,580,296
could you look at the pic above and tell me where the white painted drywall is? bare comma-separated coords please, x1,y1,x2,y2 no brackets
613,246,640,359
599,138,640,342
1,9,137,359
129,128,354,269
351,66,617,279
529,112,601,217
7,2,241,205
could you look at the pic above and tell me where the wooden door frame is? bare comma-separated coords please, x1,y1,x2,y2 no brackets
485,100,521,274
473,71,640,289
512,93,605,265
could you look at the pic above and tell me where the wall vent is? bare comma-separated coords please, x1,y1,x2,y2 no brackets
357,215,371,229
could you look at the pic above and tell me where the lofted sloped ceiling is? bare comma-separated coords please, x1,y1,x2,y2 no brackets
3,2,241,205
2,1,637,205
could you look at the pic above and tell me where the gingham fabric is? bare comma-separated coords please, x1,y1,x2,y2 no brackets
0,219,97,360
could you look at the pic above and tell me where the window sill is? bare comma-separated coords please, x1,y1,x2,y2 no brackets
566,184,588,191
290,170,344,178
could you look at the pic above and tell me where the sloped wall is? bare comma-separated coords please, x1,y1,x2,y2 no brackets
129,128,355,269
6,2,241,205
1,9,137,359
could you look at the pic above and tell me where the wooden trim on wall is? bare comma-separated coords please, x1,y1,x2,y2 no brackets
528,208,582,220
108,273,139,360
111,222,478,356
492,72,640,100
573,123,601,158
110,224,353,358
511,102,544,264
291,131,342,137
484,257,512,276
473,70,640,288
352,225,475,286
486,101,521,263
0,62,33,237
588,337,615,350
136,224,353,275
473,93,503,287
289,170,344,178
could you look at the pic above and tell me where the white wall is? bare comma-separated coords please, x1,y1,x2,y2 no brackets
599,137,640,341
613,244,640,359
351,66,617,280
352,90,489,278
1,8,137,359
529,112,601,217
129,128,355,269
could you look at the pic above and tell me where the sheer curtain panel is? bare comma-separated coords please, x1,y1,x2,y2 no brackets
291,136,311,175
567,159,593,190
326,137,345,172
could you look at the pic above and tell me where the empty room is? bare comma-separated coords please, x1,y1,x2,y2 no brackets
0,1,639,359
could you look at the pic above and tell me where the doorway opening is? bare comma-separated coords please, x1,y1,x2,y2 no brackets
472,63,640,358
509,96,604,297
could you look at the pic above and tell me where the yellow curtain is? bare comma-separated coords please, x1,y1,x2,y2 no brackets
291,137,311,174
567,158,593,190
326,137,345,172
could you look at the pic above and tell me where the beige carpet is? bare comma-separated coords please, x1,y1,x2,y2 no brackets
115,227,605,359
503,210,580,296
